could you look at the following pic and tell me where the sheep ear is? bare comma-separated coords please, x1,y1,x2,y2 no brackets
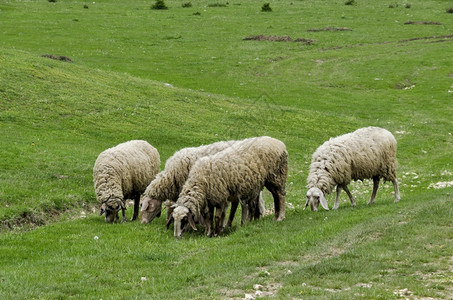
319,193,329,210
188,212,197,231
166,215,174,229
171,203,178,209
141,201,149,212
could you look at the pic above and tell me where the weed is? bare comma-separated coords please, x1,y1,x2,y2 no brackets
405,3,411,8
182,2,192,8
208,3,227,7
261,2,272,12
447,7,453,13
48,0,57,2
345,0,356,6
151,0,168,10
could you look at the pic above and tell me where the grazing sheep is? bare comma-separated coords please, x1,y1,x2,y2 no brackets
168,136,288,238
305,127,400,211
140,140,265,225
93,140,160,223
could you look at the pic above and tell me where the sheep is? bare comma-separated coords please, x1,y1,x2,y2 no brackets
93,140,160,223
140,140,265,225
305,126,400,211
167,136,288,238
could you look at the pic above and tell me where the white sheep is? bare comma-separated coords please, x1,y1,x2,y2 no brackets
140,140,264,225
93,140,160,223
305,126,400,211
167,136,288,238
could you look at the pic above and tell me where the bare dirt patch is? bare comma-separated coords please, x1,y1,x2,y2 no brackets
404,21,442,25
243,35,316,45
307,27,352,32
320,35,453,51
41,54,73,62
399,35,453,43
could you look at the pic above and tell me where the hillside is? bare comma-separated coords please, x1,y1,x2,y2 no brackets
0,0,452,298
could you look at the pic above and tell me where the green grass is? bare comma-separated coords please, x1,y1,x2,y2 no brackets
0,0,452,298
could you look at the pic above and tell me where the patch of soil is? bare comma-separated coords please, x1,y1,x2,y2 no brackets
404,21,442,25
1,202,97,232
399,34,453,43
41,54,73,62
320,35,453,51
243,35,316,45
307,27,352,32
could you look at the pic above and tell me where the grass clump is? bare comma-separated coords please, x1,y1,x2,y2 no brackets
151,0,168,10
182,2,192,8
261,3,272,12
345,0,356,5
207,3,228,7
447,7,453,13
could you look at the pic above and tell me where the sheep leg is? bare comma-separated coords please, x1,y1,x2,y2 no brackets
270,188,286,221
333,185,342,210
226,200,238,227
255,192,265,220
205,204,214,237
342,184,356,207
393,179,401,202
214,204,227,237
131,195,140,221
240,201,249,226
121,206,127,223
265,183,284,220
368,176,380,204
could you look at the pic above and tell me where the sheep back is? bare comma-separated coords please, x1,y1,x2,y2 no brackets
177,136,288,221
307,126,397,194
93,140,160,205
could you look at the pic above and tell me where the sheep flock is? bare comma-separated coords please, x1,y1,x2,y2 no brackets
93,127,401,238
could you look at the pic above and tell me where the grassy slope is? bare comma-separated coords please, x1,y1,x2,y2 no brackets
0,0,452,298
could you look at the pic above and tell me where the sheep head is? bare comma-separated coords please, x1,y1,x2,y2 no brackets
139,196,162,224
305,187,329,211
166,205,197,238
99,198,125,223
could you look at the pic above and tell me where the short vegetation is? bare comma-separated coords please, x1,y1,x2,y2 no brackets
151,0,168,10
0,0,452,298
261,2,272,12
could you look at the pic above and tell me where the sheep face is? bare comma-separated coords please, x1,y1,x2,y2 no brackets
305,187,329,211
140,196,162,224
168,205,197,238
99,198,124,223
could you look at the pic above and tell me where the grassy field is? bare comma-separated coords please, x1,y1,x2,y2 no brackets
1,0,452,298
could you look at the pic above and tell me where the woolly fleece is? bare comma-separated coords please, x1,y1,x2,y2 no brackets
174,136,288,237
93,140,160,222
